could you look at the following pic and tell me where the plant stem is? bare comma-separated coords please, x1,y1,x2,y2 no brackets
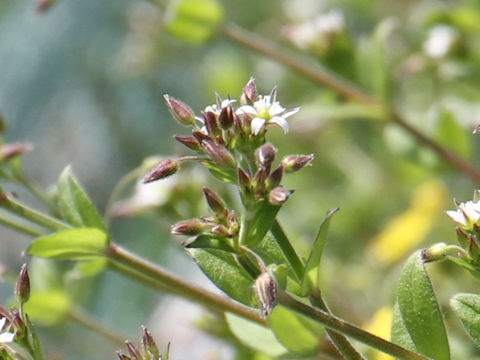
0,213,45,237
105,243,267,326
310,290,366,360
68,307,126,346
270,220,304,280
221,22,480,184
0,194,70,232
278,291,429,360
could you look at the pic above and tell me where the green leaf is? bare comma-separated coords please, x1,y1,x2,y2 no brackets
165,0,224,45
450,293,480,346
187,248,253,305
435,110,471,159
300,208,339,296
269,306,321,356
396,250,450,360
201,160,237,183
68,258,108,278
243,201,282,248
391,302,417,352
29,228,108,259
57,166,106,230
183,234,236,253
24,290,71,326
225,313,287,357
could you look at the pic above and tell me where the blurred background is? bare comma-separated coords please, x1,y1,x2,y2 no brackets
2,0,480,358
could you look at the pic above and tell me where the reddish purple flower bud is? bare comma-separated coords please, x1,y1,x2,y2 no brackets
0,142,33,161
226,211,239,233
254,272,277,317
192,130,213,144
141,326,160,359
255,143,277,168
116,352,131,360
268,187,291,205
203,187,226,214
202,141,236,169
163,94,195,126
174,135,203,152
15,264,30,304
171,219,205,236
237,168,251,189
266,165,283,190
218,105,234,129
143,159,178,183
211,225,230,238
254,167,269,188
282,154,314,173
125,341,141,360
203,111,221,137
241,77,258,105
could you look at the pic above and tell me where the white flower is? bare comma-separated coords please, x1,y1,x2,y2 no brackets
237,93,300,135
424,25,458,59
446,200,480,230
204,98,236,116
0,317,15,344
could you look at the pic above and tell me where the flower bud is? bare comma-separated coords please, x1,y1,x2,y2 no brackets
11,308,26,334
254,272,277,317
163,94,195,126
142,326,160,359
0,142,33,161
218,105,234,129
255,143,277,168
171,219,205,236
143,159,178,183
268,187,291,205
240,77,258,105
237,168,251,189
203,187,226,214
422,243,448,262
174,135,203,152
15,264,30,304
116,352,131,360
282,154,314,173
211,225,230,238
125,341,141,360
266,165,283,190
192,130,213,144
203,111,221,137
202,141,236,169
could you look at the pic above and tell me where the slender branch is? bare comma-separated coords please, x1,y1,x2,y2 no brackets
270,220,304,280
68,307,126,346
105,243,267,326
279,291,429,360
310,290,366,360
221,22,480,184
0,213,45,237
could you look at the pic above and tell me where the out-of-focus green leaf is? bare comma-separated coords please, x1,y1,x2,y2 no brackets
252,235,287,265
269,306,321,356
300,208,338,296
396,250,450,360
202,160,237,183
183,234,236,253
225,313,287,357
450,293,480,345
57,166,106,230
391,302,416,352
187,248,253,305
24,290,71,326
165,0,224,45
242,202,281,248
68,258,108,278
435,110,471,159
28,228,108,259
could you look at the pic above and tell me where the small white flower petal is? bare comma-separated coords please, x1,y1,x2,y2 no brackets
221,99,236,108
251,117,266,135
0,318,6,329
236,105,257,116
0,332,14,343
269,103,286,116
283,107,300,118
270,116,290,133
446,210,469,227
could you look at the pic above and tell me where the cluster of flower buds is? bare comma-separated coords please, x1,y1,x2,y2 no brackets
446,192,480,263
117,327,168,360
171,187,239,242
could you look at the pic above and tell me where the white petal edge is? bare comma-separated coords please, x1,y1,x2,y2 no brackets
0,332,14,343
236,105,257,116
283,107,300,118
251,117,266,135
269,103,286,116
270,116,290,133
445,210,468,227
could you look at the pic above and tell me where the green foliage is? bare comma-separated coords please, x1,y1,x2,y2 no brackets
450,293,480,346
24,290,71,326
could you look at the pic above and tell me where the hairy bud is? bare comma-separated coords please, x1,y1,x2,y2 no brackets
15,264,30,304
254,272,277,317
163,94,195,126
422,243,448,263
202,141,236,169
203,111,221,137
240,77,258,105
143,159,178,183
171,219,205,236
203,187,226,214
282,154,314,173
266,165,283,190
174,135,202,152
268,187,291,205
255,143,277,168
141,326,160,359
211,225,230,238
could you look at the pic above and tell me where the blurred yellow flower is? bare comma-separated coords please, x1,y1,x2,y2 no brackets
365,306,394,360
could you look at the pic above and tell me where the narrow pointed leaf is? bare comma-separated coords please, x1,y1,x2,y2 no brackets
396,250,450,360
28,228,108,259
187,248,253,305
300,208,339,296
57,166,106,230
450,293,480,345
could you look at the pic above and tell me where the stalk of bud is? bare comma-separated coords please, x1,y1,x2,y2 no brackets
255,143,277,168
173,135,203,152
15,264,30,305
268,187,291,205
203,187,226,214
202,141,236,169
254,272,277,317
218,105,234,129
282,154,314,173
163,94,195,126
240,77,258,105
143,159,178,183
171,219,205,236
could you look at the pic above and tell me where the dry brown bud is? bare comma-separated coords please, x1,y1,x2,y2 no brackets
143,159,178,183
241,77,258,105
15,264,30,304
163,94,195,126
203,187,226,214
282,154,314,173
174,135,202,152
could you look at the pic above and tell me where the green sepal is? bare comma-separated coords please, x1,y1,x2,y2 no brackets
183,234,236,253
